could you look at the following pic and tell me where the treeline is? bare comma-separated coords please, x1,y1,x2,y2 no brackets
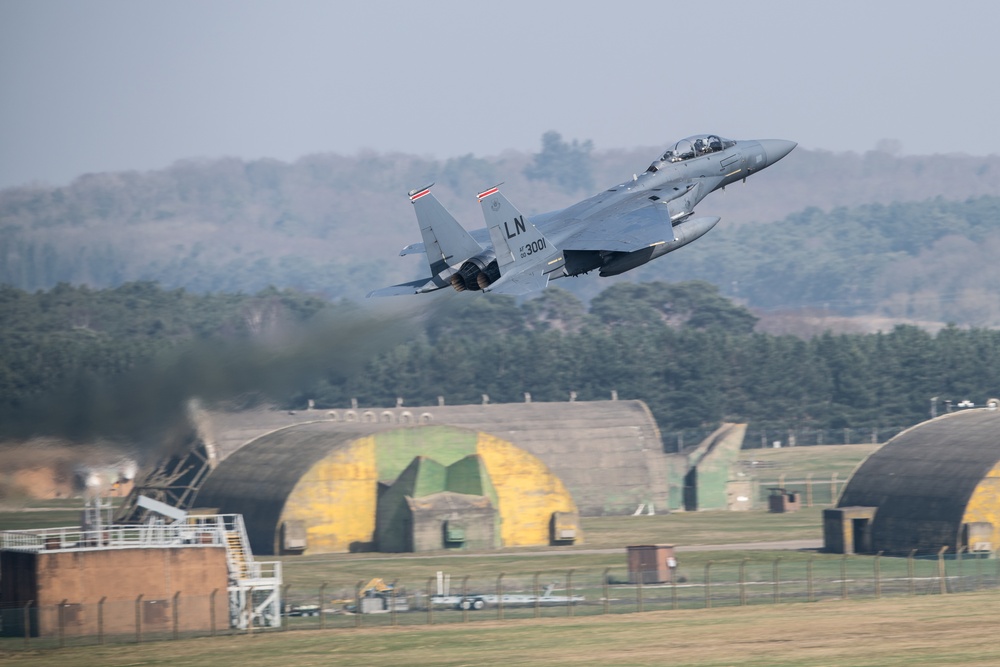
3,281,998,445
0,282,357,443
324,283,1000,432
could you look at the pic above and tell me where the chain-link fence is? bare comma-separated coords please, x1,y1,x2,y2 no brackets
4,550,998,651
747,474,846,505
663,426,912,452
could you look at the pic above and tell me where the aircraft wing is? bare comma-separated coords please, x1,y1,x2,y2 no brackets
366,277,444,297
557,178,706,252
481,267,550,295
559,202,677,252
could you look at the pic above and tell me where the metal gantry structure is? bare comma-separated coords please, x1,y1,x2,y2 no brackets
209,513,282,629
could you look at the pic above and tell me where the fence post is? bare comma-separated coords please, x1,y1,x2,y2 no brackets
704,561,713,609
173,591,181,640
807,556,814,602
739,558,749,606
354,580,364,629
98,596,107,645
602,568,611,615
318,582,328,630
23,600,33,649
938,546,949,595
58,599,67,648
957,546,965,593
672,568,678,610
533,572,541,619
135,593,144,644
496,573,505,621
773,558,782,605
908,549,916,596
636,568,644,613
806,473,813,507
210,589,218,636
874,552,882,599
245,586,254,636
840,555,848,599
426,577,435,625
391,579,400,627
567,569,575,617
831,473,839,501
281,584,291,631
461,575,470,623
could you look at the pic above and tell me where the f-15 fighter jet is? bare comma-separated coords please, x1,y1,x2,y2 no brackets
368,134,795,297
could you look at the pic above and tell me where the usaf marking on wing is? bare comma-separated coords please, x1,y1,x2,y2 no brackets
367,134,796,297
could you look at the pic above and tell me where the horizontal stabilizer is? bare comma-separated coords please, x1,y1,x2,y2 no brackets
483,268,550,295
366,277,445,298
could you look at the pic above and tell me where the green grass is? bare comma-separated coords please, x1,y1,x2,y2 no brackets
4,591,1000,666
578,505,823,548
0,508,82,531
272,506,825,600
742,443,878,481
0,498,118,531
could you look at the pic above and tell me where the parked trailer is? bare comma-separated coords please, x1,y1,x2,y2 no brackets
432,585,584,610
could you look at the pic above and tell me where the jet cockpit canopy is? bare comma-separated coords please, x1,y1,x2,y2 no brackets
659,135,735,163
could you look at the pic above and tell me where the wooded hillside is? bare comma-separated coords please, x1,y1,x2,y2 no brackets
3,134,1000,326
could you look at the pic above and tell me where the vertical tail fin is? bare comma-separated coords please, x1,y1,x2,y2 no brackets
410,185,482,276
476,186,562,294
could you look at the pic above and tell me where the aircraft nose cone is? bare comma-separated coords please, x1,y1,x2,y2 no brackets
758,139,797,165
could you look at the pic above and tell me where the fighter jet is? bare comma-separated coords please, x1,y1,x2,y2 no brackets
367,134,795,297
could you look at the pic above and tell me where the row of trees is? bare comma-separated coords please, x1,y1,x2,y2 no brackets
3,281,998,445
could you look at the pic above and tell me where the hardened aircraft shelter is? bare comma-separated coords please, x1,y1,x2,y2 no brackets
120,399,749,556
824,407,1000,556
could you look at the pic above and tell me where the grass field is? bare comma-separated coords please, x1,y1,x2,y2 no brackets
4,591,999,666
275,506,828,600
743,443,879,480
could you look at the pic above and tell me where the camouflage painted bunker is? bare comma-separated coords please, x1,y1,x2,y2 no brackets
824,408,1000,555
191,400,748,555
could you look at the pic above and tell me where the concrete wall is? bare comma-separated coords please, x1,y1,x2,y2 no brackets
376,454,502,552
1,546,228,636
407,494,496,552
279,434,379,554
477,433,579,547
823,506,877,554
676,424,748,511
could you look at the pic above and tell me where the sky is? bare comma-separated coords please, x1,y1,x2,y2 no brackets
1,0,998,189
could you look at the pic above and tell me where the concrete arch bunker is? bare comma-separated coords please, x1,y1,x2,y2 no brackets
195,424,581,555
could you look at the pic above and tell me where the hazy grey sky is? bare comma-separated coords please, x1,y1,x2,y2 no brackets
1,0,997,189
